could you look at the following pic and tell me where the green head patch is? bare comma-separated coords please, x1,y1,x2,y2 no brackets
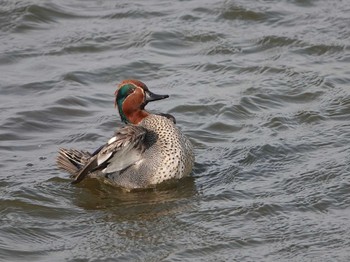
115,84,136,123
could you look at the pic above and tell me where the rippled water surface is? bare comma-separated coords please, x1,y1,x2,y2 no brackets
1,0,350,261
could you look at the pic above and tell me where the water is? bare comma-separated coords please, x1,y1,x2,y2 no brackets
1,0,350,261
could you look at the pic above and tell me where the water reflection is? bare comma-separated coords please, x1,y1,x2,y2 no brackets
73,177,198,220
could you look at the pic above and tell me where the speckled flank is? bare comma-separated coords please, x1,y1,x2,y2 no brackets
107,114,194,188
141,115,194,185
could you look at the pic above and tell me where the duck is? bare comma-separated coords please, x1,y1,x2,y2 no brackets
57,79,194,190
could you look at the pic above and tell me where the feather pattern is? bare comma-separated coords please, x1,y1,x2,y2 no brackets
56,149,91,176
70,125,148,184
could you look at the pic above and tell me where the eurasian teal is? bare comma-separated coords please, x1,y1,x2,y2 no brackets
57,79,194,190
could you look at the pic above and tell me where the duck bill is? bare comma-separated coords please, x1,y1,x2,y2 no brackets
145,90,169,103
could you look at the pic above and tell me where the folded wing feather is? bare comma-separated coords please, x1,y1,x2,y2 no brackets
71,125,148,184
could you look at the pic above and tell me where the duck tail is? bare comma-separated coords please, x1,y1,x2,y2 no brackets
56,148,91,177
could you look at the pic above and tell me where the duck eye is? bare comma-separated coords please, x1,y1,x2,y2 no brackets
127,88,135,96
117,84,136,100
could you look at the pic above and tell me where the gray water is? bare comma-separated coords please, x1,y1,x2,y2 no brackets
1,0,350,261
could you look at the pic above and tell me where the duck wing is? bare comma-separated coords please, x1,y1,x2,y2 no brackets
71,125,149,184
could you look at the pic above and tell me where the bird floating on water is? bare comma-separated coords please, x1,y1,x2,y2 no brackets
57,79,194,190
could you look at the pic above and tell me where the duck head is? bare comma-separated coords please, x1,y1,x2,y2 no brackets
115,79,169,124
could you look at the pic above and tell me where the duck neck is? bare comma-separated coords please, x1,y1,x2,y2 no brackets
125,109,150,124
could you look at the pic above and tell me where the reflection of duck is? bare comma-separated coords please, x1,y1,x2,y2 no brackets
57,79,194,190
